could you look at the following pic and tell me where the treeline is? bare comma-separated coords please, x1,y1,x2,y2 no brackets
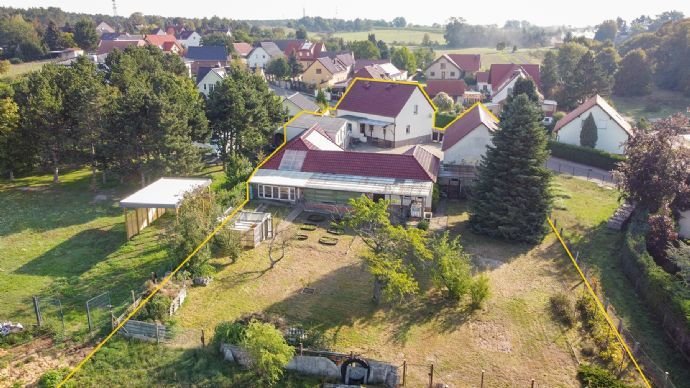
443,17,561,48
0,45,285,188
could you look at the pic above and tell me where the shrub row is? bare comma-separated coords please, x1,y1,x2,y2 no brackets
620,212,690,358
548,141,625,171
435,112,457,128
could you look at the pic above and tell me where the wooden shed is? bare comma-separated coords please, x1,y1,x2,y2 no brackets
230,211,273,248
119,177,212,239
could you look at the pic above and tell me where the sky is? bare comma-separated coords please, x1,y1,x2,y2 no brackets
3,0,689,27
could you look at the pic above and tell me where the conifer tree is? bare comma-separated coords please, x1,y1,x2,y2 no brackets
469,93,552,243
579,112,598,148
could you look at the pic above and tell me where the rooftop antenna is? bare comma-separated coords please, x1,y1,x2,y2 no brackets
112,0,118,17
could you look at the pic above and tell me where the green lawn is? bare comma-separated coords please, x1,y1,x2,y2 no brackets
327,27,445,45
1,60,51,80
434,47,550,69
552,176,690,386
611,87,690,122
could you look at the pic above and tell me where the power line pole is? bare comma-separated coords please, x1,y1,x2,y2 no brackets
112,0,118,17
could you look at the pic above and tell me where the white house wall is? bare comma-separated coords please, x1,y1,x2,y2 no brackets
556,105,630,154
679,210,690,239
443,124,492,165
491,75,523,104
395,88,435,142
248,48,271,69
181,32,201,47
424,57,462,80
197,72,223,97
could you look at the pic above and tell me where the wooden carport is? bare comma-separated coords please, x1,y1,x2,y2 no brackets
119,177,212,239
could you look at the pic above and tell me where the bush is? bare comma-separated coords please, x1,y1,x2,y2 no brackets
0,60,9,74
213,321,247,345
549,292,575,327
242,321,294,386
576,294,624,366
469,275,490,310
435,111,457,128
9,57,23,65
548,141,625,171
577,364,629,387
213,228,242,262
416,219,429,230
136,293,172,322
38,368,69,388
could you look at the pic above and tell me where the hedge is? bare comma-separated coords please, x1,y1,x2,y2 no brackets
435,112,457,129
548,141,625,171
620,212,690,359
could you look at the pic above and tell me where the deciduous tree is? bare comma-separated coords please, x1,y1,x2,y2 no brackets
74,19,99,51
432,92,454,112
391,46,416,74
594,20,618,42
614,49,653,96
242,321,294,386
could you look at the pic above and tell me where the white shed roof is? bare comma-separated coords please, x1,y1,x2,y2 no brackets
119,177,212,209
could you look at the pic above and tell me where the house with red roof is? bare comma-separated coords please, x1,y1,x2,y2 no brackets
95,39,147,62
553,95,632,154
424,79,467,104
476,63,541,104
250,126,440,216
424,54,481,80
441,103,499,166
144,34,183,54
232,42,253,59
335,79,436,148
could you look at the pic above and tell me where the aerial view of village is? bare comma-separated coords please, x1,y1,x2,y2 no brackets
0,0,689,386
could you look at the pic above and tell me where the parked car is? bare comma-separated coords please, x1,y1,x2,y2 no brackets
542,117,555,126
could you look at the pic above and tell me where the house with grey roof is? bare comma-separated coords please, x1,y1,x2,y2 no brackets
247,42,284,69
279,113,349,149
282,92,320,117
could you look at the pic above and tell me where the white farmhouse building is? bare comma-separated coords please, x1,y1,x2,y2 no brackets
247,42,284,69
553,95,633,154
441,103,499,166
335,79,436,148
196,67,226,97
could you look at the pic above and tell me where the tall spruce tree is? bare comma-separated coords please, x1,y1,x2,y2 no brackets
469,93,552,243
579,112,598,148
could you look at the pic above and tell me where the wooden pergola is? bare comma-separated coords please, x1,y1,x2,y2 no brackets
119,177,212,239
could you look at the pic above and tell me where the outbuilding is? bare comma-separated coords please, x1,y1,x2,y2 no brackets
119,178,212,239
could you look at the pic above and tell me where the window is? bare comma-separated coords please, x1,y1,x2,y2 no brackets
347,123,352,132
262,55,265,59
259,185,295,201
203,84,207,90
316,68,322,74
369,124,374,132
406,125,410,134
413,105,418,114
482,85,488,91
450,71,455,77
430,71,435,77
432,132,439,142
507,87,513,95
360,123,366,134
209,84,214,92
440,63,446,69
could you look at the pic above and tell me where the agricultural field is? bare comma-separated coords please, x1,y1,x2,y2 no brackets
434,47,550,69
326,28,445,45
0,60,51,80
611,87,690,122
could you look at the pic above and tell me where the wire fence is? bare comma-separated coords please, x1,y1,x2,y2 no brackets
551,217,676,388
545,159,620,186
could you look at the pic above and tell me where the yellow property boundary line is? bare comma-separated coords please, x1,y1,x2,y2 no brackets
58,78,492,385
547,218,651,387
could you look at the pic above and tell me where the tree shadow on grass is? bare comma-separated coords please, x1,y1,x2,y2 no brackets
0,172,124,237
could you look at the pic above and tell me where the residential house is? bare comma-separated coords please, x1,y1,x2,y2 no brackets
302,57,350,89
476,63,541,104
424,54,481,80
354,64,391,80
95,39,146,62
95,21,115,36
293,41,328,68
353,60,406,80
250,126,439,216
144,34,183,54
177,31,202,48
151,27,167,36
196,67,227,97
205,27,232,36
247,42,284,69
424,79,467,104
282,92,320,117
185,46,229,75
335,79,436,148
280,113,349,148
553,94,632,155
438,103,499,195
232,42,253,59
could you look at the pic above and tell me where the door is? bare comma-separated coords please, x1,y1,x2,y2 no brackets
441,71,446,79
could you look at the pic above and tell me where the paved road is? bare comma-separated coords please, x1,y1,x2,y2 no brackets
547,157,616,186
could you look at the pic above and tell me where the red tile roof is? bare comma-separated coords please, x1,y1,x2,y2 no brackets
354,65,390,80
336,79,427,118
232,42,252,56
144,34,178,47
446,54,481,72
441,104,499,151
425,79,467,98
488,63,541,91
476,71,489,83
263,133,439,182
553,95,633,135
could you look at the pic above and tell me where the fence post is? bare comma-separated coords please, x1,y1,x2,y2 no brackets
587,168,591,180
664,371,669,388
155,324,161,344
480,370,485,388
402,361,407,386
131,290,136,305
201,329,205,347
531,379,535,388
429,364,434,388
32,296,43,327
86,300,93,332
